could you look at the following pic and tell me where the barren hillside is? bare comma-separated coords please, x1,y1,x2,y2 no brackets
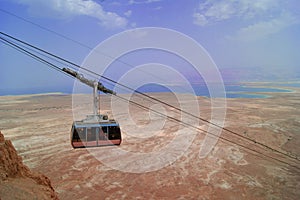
0,131,58,199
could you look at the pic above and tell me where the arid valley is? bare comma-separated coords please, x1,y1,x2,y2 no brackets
0,84,300,199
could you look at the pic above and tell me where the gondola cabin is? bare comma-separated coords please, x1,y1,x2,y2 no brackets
71,115,121,148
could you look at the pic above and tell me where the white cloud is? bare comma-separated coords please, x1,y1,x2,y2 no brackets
15,0,128,29
129,0,161,5
154,6,162,10
193,0,299,41
193,13,208,26
130,22,137,28
230,12,299,41
203,1,236,21
124,10,132,17
193,0,283,26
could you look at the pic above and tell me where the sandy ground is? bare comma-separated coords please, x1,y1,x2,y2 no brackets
0,87,299,199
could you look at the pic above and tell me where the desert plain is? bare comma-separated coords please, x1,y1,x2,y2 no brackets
0,84,299,199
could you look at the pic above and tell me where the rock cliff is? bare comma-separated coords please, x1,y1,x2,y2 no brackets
0,131,58,199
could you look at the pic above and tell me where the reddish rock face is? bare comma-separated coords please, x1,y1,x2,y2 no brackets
0,131,29,179
0,131,58,199
0,132,4,143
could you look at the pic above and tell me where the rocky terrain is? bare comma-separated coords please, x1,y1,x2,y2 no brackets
0,131,58,199
0,85,299,199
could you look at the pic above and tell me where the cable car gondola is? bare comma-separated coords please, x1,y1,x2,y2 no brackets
71,114,121,148
63,68,122,148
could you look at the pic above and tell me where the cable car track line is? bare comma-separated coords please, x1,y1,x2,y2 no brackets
0,11,298,161
1,33,299,170
1,31,298,163
0,36,75,80
112,93,300,170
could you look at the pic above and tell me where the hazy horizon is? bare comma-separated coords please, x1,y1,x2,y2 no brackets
1,0,299,95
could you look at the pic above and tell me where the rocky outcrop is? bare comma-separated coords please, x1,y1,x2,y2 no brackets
0,131,58,199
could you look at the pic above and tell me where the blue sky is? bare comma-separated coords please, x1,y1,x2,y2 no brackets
0,0,300,94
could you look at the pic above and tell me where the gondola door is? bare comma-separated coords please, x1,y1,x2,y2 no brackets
98,126,108,145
